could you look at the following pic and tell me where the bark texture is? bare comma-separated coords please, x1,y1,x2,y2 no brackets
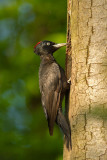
63,0,107,159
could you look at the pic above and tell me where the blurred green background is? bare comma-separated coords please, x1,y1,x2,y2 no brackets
0,0,67,159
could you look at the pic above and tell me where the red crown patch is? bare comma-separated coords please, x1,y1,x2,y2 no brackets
34,41,41,48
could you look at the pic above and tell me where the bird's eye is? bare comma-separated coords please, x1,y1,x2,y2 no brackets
47,42,50,46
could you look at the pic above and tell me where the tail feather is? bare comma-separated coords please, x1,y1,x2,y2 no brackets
48,120,54,136
48,117,55,136
56,109,72,150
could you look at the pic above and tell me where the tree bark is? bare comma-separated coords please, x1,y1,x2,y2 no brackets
63,0,107,159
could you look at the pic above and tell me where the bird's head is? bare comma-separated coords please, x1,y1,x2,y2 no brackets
34,40,67,56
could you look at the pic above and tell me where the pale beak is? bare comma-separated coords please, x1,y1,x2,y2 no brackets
52,43,67,48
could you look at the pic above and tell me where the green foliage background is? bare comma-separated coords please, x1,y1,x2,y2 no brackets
0,0,67,159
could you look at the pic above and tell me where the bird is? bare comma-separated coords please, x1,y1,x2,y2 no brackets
34,40,71,149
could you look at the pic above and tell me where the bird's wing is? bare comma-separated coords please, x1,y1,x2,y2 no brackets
41,63,62,135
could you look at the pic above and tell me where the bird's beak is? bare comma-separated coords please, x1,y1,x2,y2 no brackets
52,43,67,48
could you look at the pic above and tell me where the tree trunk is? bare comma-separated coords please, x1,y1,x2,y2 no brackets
63,0,107,159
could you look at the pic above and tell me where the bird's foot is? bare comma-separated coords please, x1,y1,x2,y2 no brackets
67,77,71,84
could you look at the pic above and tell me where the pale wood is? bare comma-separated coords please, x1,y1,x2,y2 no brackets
63,0,107,159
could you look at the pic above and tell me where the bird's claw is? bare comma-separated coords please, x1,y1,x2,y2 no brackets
67,77,71,84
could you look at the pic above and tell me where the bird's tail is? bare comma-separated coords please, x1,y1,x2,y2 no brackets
48,119,54,136
56,108,72,150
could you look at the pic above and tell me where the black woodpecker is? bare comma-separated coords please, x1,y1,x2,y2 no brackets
34,40,71,149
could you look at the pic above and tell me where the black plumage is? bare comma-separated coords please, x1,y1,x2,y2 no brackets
34,40,71,149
